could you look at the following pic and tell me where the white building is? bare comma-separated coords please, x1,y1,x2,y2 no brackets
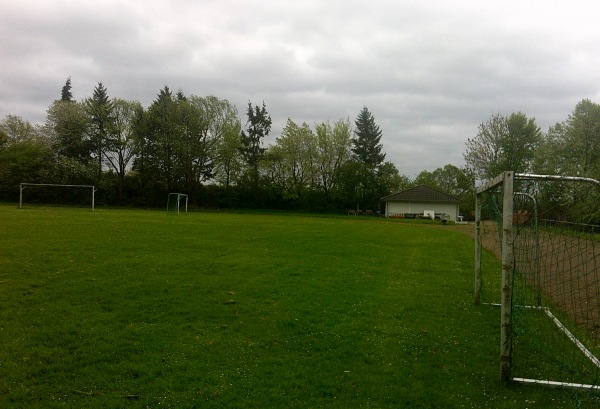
381,185,461,221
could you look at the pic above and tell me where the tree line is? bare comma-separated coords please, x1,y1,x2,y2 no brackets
0,79,407,210
1,78,598,218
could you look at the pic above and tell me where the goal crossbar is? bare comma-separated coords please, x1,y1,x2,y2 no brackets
476,173,600,195
19,183,96,210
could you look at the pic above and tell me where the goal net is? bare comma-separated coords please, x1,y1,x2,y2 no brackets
19,183,96,210
475,171,600,389
167,193,188,215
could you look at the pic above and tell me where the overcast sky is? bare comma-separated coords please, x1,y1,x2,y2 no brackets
2,0,599,177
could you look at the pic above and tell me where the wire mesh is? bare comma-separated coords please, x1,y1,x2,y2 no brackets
477,176,600,388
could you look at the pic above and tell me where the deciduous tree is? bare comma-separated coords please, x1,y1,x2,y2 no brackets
414,164,473,197
104,99,143,201
314,118,353,199
547,99,600,177
0,139,55,197
0,115,41,147
46,99,92,165
177,95,240,197
266,118,316,200
0,116,52,199
533,99,600,223
214,119,243,189
376,161,409,197
464,112,541,180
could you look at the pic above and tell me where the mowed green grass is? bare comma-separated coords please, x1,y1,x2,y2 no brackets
0,205,598,408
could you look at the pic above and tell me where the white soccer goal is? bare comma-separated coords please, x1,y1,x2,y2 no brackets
19,183,96,211
167,193,188,215
475,171,600,390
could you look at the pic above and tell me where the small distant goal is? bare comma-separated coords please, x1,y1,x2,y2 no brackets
19,183,96,210
167,193,188,215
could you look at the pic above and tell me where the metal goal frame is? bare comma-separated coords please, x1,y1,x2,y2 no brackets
475,171,600,387
19,183,96,211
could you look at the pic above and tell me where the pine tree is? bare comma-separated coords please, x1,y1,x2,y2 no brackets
86,82,113,179
352,107,385,169
239,101,272,204
61,77,73,102
141,86,179,191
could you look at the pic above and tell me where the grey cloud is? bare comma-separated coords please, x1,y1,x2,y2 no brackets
2,0,600,177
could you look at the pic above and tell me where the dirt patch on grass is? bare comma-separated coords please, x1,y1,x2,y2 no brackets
447,222,502,259
514,228,600,335
451,222,600,336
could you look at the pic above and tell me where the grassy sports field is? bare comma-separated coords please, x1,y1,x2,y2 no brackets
0,204,598,408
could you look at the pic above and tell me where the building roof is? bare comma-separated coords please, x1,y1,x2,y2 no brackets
381,185,461,204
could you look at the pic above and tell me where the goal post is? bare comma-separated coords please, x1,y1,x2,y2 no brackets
475,171,515,380
19,183,96,211
167,193,188,215
475,171,600,389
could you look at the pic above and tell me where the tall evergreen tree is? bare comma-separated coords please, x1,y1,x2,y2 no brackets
85,82,114,179
347,107,386,209
139,86,179,192
352,107,385,169
239,101,272,195
61,77,73,102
